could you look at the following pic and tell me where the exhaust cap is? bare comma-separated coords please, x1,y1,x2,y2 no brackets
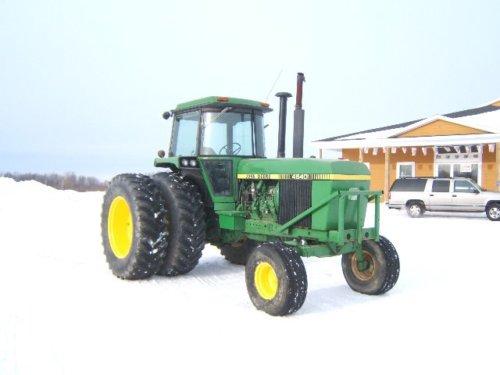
293,72,306,158
275,92,292,158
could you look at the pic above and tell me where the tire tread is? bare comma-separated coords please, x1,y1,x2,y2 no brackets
152,172,206,276
101,174,168,280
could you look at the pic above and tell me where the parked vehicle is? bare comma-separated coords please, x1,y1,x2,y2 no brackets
387,177,500,221
100,74,400,316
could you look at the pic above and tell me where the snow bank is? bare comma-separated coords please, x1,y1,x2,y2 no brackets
0,178,497,374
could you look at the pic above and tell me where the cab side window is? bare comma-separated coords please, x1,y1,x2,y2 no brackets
432,180,450,192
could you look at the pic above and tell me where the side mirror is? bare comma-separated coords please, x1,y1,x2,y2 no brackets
474,189,480,194
157,150,166,158
162,111,171,120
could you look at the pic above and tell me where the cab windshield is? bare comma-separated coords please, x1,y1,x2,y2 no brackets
169,109,265,157
200,110,265,157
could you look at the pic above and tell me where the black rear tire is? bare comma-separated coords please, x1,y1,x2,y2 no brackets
101,174,167,279
152,172,206,276
220,238,256,265
341,236,400,295
486,203,500,221
245,242,307,316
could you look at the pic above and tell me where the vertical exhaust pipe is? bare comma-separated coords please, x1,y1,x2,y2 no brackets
276,92,292,158
293,72,305,158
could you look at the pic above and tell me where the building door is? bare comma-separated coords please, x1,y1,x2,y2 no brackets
434,145,482,185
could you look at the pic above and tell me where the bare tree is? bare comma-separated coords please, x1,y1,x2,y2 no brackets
0,172,108,192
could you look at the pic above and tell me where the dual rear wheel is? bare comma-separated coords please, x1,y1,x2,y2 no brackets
102,172,205,279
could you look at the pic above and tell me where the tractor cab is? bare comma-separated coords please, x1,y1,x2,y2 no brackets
155,96,273,210
165,96,272,159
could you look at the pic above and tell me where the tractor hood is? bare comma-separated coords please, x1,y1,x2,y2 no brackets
237,158,370,181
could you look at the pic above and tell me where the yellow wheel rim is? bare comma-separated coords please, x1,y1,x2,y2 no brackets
254,262,279,300
107,196,133,259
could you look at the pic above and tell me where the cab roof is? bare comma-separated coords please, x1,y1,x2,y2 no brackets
174,96,273,113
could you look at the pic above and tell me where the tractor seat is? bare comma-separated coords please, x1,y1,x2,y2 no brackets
200,146,217,155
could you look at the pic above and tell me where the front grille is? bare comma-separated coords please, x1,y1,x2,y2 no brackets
278,180,312,227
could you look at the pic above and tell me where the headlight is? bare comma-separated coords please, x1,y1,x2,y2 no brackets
189,159,197,167
181,159,189,167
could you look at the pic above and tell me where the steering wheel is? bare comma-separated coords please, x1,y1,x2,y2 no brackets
218,142,242,155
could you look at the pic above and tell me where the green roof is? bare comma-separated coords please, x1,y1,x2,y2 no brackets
174,96,273,113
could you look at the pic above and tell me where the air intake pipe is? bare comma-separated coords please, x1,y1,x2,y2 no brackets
293,72,305,158
275,92,292,158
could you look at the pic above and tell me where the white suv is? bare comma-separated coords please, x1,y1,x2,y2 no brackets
387,177,500,221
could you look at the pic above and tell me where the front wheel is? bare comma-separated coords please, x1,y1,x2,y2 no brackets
341,236,400,295
406,202,424,218
486,203,500,221
245,242,307,316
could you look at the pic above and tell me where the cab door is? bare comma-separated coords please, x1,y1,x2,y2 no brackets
428,179,452,210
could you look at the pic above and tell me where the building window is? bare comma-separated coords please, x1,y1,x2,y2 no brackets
436,162,480,183
437,164,451,178
434,145,482,184
396,162,415,178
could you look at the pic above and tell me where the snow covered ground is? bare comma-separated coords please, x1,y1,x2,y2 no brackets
0,177,498,374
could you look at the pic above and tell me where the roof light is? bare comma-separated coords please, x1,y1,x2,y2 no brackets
261,102,270,108
217,96,229,102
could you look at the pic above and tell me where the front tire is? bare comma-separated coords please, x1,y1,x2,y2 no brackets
245,242,307,316
406,201,424,218
341,236,400,295
101,174,167,279
486,203,500,221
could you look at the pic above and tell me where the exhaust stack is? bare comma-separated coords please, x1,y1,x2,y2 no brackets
275,92,292,158
293,72,305,158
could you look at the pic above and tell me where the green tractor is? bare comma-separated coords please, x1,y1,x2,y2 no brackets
101,74,400,316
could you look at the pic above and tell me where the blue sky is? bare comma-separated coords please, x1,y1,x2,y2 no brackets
1,0,499,179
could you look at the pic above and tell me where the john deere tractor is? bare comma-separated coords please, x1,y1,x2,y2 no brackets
101,74,400,316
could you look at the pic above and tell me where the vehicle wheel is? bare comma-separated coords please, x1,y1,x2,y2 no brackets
220,238,257,265
406,202,424,218
341,236,400,295
152,172,206,276
486,203,500,221
101,174,168,279
205,208,221,246
245,242,307,316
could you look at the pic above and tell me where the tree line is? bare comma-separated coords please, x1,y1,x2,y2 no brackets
0,172,108,192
